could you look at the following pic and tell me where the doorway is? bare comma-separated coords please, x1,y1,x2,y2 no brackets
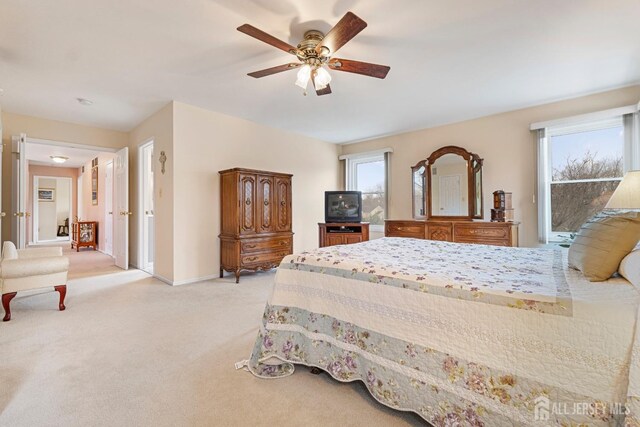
32,176,72,243
11,135,130,271
139,141,154,274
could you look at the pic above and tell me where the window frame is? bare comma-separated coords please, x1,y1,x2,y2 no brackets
345,152,388,233
544,117,625,243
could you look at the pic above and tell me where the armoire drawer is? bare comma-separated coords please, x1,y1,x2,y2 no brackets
241,237,292,254
241,251,289,266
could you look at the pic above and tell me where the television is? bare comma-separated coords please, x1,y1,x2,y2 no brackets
325,191,362,223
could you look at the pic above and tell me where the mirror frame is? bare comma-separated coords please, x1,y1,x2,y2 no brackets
411,161,427,219
424,145,484,221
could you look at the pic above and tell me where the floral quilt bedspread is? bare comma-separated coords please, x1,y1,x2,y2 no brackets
283,237,572,315
239,238,640,426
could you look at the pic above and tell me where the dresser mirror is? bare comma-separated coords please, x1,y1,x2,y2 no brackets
412,146,483,220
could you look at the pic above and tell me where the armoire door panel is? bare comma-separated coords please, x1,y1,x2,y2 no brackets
239,174,256,235
275,177,292,232
257,175,274,233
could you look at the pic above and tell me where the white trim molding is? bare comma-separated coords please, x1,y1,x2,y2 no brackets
154,273,222,286
530,105,637,131
338,147,393,161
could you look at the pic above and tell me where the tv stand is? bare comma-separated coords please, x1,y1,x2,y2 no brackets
318,222,370,248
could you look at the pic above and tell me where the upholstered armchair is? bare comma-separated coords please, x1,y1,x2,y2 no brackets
1,242,69,321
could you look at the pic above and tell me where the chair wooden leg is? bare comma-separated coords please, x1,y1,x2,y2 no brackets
54,285,66,311
2,292,17,322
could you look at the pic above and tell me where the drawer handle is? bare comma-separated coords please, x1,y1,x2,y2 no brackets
245,199,251,205
246,256,258,262
245,244,257,249
280,200,286,206
264,200,269,206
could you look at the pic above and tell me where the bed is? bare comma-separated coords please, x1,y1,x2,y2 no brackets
239,237,640,426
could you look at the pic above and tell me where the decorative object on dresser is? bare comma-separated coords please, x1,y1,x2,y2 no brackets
219,168,293,283
318,222,369,248
385,219,519,247
491,190,514,222
71,221,98,251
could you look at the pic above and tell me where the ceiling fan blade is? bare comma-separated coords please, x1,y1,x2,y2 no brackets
311,74,332,96
237,24,299,55
328,58,390,79
247,63,301,78
315,12,367,56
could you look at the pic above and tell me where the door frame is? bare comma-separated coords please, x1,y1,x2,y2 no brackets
137,139,154,273
32,175,73,244
104,161,114,256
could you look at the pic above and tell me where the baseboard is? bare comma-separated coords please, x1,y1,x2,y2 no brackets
153,273,174,285
153,273,220,286
97,249,114,258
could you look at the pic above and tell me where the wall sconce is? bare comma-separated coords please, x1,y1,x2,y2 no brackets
159,151,167,175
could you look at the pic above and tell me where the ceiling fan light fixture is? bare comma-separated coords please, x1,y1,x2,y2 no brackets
295,64,311,89
50,155,68,164
314,67,332,90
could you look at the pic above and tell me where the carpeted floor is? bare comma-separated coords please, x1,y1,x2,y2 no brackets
0,248,425,426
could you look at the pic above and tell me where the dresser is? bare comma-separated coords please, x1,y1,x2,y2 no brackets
71,221,98,251
385,220,519,247
219,168,293,283
318,222,369,248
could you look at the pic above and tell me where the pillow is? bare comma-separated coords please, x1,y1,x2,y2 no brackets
619,249,640,286
568,211,640,282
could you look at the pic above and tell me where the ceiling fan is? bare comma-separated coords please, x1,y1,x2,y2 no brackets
237,12,390,96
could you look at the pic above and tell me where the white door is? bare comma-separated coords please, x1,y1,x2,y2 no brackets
11,134,27,248
104,161,114,256
439,175,462,216
140,142,154,273
0,142,4,242
114,147,129,269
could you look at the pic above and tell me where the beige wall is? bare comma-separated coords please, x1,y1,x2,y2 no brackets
27,165,78,243
340,85,640,247
1,112,128,243
79,153,115,250
128,103,174,279
172,101,340,284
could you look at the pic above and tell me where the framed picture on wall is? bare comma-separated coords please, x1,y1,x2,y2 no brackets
38,188,55,202
92,157,99,205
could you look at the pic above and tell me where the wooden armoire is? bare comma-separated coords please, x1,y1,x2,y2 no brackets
219,168,293,283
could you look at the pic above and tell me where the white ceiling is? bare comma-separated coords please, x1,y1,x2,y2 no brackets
26,142,102,168
0,0,639,144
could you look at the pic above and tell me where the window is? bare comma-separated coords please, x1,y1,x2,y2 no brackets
548,119,624,242
344,151,389,231
535,109,640,244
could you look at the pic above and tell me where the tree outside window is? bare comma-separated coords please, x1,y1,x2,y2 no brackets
549,123,623,241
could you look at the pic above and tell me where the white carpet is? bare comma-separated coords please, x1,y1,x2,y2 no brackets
0,248,424,426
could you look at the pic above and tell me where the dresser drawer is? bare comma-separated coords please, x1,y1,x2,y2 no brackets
455,238,510,247
241,237,292,253
385,221,425,239
454,224,509,240
241,251,289,266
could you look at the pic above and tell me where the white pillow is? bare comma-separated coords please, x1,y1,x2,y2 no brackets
619,249,640,286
